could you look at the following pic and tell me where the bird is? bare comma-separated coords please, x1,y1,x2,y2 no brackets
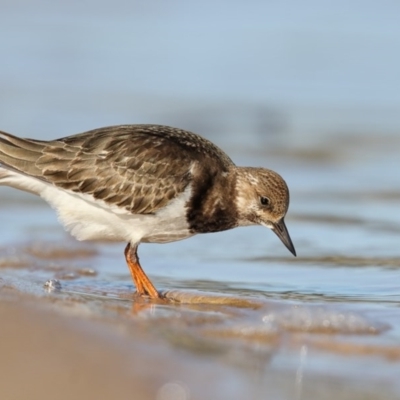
0,124,296,299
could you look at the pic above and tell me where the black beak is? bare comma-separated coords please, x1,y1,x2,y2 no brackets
271,219,296,256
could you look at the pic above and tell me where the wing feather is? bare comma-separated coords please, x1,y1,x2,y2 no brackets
0,125,234,215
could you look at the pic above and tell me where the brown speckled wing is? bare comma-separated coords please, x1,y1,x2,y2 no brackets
0,125,233,214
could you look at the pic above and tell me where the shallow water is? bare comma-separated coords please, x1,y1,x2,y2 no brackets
1,2,400,399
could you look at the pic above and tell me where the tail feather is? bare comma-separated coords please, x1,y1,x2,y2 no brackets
0,131,44,177
0,131,45,152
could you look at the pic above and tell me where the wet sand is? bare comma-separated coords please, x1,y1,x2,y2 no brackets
0,288,395,400
1,289,152,400
0,286,251,400
2,239,400,400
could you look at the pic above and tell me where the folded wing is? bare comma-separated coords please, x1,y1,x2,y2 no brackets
0,125,233,215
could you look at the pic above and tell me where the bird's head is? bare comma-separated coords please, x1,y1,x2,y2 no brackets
235,167,296,256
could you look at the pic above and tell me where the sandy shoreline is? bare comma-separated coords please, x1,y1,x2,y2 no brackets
0,286,256,400
1,234,399,400
2,283,400,400
1,288,154,400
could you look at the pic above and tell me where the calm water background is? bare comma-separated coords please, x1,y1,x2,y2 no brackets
1,1,400,399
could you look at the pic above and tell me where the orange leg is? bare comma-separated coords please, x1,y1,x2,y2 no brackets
124,243,161,299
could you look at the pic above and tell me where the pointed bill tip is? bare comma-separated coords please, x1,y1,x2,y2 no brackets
271,219,296,257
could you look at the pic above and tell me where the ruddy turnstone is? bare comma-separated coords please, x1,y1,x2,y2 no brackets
0,125,296,298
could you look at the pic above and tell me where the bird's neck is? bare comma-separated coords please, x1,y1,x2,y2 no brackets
185,166,238,234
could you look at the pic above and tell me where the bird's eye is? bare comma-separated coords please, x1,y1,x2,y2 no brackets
260,196,270,206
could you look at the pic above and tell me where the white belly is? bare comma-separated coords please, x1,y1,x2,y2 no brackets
0,169,193,244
